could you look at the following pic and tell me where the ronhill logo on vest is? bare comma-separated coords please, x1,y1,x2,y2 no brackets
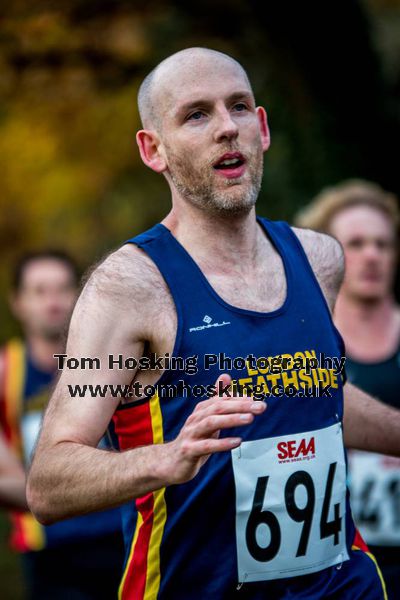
189,315,231,333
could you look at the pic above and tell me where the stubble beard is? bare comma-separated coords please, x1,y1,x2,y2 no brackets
166,144,264,216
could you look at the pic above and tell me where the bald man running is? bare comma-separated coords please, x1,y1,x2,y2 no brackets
27,48,396,599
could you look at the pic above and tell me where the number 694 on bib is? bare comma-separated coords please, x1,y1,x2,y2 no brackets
231,423,349,582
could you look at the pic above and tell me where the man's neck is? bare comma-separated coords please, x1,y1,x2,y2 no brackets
25,334,64,373
334,294,400,362
163,205,263,274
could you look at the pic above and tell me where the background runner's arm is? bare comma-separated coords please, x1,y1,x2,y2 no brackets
27,248,265,524
343,382,400,456
0,429,27,510
0,358,27,510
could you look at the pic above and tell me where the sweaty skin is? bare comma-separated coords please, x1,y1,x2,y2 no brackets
27,48,400,524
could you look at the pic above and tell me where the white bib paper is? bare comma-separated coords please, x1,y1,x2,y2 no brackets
21,410,43,465
349,450,400,546
231,423,349,582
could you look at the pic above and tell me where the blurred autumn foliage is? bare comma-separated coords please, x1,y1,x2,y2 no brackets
0,0,399,341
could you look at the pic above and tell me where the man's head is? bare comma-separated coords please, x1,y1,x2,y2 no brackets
11,251,79,340
296,180,399,303
136,48,270,216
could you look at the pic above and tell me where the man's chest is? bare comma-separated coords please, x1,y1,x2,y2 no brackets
147,259,287,347
136,258,287,387
207,264,287,313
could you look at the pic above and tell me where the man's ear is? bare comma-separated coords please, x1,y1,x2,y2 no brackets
256,106,271,152
136,130,167,173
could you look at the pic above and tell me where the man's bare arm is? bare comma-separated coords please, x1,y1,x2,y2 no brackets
27,247,266,524
29,384,265,524
343,382,400,456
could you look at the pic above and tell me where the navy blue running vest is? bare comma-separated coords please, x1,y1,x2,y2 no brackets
113,217,358,600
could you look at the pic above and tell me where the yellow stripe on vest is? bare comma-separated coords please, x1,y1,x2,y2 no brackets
352,545,388,600
144,393,167,600
20,513,45,551
4,339,25,456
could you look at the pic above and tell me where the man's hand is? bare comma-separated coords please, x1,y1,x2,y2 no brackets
161,374,267,485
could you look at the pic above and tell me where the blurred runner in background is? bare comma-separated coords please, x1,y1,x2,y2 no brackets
0,251,124,599
296,180,400,599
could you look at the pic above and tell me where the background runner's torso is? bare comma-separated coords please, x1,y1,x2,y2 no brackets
347,345,400,600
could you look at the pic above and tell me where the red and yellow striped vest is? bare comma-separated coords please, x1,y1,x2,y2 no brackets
0,339,45,552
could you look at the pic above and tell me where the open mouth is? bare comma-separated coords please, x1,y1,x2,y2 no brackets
214,157,245,170
213,153,245,170
213,153,246,178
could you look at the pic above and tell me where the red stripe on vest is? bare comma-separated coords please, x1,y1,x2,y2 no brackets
353,528,369,553
113,402,156,599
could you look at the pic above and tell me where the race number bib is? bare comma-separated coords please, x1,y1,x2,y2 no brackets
231,423,349,582
349,450,400,546
21,411,43,465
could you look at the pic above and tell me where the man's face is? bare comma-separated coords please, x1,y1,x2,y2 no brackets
329,205,397,302
154,56,269,214
12,259,77,340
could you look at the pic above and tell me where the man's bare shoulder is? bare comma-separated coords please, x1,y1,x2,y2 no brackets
67,243,175,349
292,226,344,312
81,244,169,311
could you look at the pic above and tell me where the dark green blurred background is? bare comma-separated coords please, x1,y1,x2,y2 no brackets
0,0,399,597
